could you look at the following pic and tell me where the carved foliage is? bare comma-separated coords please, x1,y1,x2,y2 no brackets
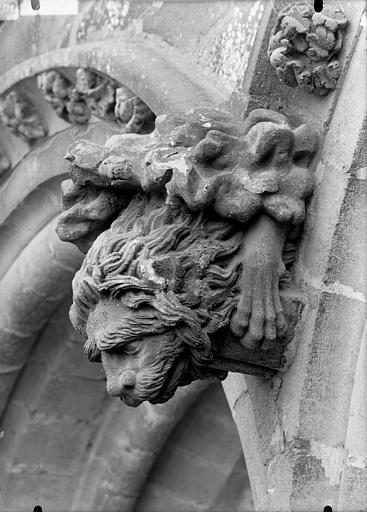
57,108,318,406
268,3,348,95
115,86,156,133
37,70,91,124
38,68,156,131
73,68,117,121
0,90,47,143
57,144,133,253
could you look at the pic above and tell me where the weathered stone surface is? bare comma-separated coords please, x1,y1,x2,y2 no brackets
0,150,11,178
37,69,91,124
0,90,47,143
0,290,217,512
268,2,348,95
135,385,252,512
37,67,156,132
115,86,156,133
0,2,364,510
0,220,83,418
73,67,117,120
56,107,318,406
223,8,367,510
210,286,306,374
57,178,131,253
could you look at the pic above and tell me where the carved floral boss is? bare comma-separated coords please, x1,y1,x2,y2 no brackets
56,108,318,407
268,3,348,95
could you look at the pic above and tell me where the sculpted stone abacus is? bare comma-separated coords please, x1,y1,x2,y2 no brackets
56,107,318,407
268,2,348,95
0,90,47,143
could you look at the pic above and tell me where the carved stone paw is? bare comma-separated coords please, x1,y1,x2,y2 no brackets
229,215,288,350
230,258,287,350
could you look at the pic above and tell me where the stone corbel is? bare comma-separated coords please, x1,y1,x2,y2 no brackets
268,2,348,94
56,106,318,407
0,90,47,144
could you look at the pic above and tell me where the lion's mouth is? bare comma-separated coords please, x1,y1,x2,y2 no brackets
149,357,187,404
120,394,143,408
118,358,188,407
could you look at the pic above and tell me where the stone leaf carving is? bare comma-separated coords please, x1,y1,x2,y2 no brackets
268,2,348,95
73,67,117,121
37,70,91,124
75,69,156,131
115,86,156,133
38,68,155,132
56,108,318,406
0,90,47,143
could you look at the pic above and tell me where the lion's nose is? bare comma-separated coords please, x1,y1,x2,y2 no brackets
118,370,136,391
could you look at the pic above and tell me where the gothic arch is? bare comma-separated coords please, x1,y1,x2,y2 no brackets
0,34,249,512
0,35,227,413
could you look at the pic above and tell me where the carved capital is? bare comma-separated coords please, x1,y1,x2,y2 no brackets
268,2,348,95
0,90,47,144
57,107,318,406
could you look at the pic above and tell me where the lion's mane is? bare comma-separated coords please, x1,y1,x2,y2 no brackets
70,192,244,386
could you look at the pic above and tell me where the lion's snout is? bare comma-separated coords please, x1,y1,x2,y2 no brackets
106,369,136,397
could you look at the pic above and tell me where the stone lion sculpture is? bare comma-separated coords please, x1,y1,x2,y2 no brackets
56,107,318,406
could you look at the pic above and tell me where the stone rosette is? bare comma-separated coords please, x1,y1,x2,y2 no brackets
0,90,47,144
268,2,348,95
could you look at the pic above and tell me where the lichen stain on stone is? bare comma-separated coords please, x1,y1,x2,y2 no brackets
310,439,344,486
270,421,286,454
269,410,286,459
203,1,264,91
347,454,367,469
354,167,367,180
76,0,132,42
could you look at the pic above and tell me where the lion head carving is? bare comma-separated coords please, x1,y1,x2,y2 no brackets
57,107,318,406
71,193,245,405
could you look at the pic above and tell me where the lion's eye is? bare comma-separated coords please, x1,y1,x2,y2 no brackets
123,341,140,356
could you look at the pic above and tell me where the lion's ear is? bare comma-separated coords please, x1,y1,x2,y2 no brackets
84,338,102,363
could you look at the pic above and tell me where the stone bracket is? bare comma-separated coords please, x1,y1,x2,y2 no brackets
56,106,318,405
